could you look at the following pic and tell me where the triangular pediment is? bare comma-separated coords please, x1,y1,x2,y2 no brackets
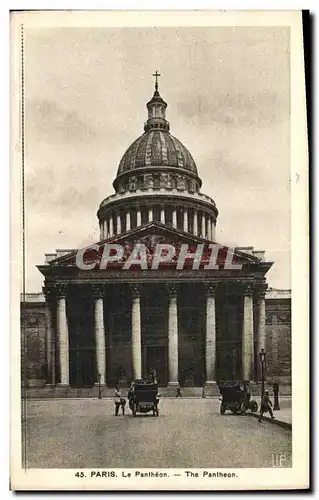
40,221,267,272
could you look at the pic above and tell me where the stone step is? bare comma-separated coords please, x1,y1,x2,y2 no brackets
24,384,292,399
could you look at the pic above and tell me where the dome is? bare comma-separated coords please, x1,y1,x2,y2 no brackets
116,130,198,176
98,74,218,242
112,78,202,193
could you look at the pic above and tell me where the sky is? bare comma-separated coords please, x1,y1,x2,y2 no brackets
24,26,290,292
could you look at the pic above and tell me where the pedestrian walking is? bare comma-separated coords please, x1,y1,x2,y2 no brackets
258,390,275,422
176,384,182,397
128,381,135,411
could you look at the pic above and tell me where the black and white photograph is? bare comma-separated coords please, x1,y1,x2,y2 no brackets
10,10,309,490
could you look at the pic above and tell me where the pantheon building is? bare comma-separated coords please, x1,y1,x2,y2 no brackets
22,79,291,394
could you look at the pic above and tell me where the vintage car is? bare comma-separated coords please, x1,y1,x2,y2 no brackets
128,380,159,417
218,382,258,414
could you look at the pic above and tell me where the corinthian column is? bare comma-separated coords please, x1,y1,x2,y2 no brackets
205,284,217,385
167,284,179,385
130,285,142,380
207,218,212,241
172,207,177,229
93,285,106,386
116,213,122,235
136,207,142,227
126,210,131,232
160,205,165,224
193,209,198,236
148,206,153,222
242,284,254,382
201,213,206,238
56,284,69,386
183,209,188,232
109,215,114,237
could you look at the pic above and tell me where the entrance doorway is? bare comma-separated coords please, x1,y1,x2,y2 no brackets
69,347,96,387
142,345,167,386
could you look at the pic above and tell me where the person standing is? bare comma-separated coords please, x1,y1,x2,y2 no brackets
258,390,275,422
114,386,125,416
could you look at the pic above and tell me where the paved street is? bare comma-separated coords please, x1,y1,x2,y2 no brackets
23,399,292,468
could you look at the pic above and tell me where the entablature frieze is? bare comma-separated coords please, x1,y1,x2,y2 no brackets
42,276,268,301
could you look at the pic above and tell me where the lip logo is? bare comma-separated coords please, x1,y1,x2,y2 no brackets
75,243,243,271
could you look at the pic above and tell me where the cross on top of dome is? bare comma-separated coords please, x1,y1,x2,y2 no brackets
152,70,161,92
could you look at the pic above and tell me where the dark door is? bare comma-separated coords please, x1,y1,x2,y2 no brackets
69,347,95,387
145,346,167,386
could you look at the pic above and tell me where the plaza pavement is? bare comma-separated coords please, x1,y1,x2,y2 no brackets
23,398,292,469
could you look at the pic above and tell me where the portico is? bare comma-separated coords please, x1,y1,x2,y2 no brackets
42,248,268,389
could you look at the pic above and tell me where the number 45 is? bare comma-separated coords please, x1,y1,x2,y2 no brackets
75,471,85,478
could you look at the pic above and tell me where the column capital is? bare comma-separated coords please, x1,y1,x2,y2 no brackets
166,283,178,297
242,282,254,297
129,283,140,298
255,283,268,299
92,284,105,299
42,286,55,301
205,283,218,297
53,283,68,298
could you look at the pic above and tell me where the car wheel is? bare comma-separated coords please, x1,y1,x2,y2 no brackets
250,400,258,412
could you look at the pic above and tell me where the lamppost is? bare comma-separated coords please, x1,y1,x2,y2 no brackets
259,348,266,397
97,372,102,400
